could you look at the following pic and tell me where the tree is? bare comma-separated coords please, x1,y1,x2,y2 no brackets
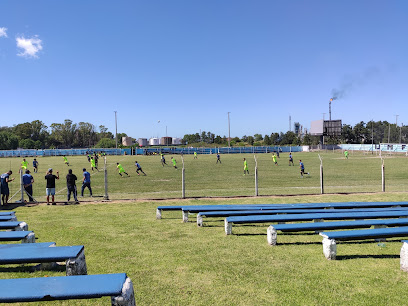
254,134,263,141
264,134,271,145
247,136,254,145
96,138,116,148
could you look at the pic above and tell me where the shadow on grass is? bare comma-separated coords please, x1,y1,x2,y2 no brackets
336,254,399,260
0,264,66,273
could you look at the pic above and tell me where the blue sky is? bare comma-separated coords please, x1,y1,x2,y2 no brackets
0,1,407,139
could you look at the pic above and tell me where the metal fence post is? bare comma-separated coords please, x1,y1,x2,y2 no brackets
381,158,385,192
254,155,258,196
318,154,324,194
181,156,185,198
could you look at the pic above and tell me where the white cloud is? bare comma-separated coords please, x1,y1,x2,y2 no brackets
16,35,43,58
0,27,7,38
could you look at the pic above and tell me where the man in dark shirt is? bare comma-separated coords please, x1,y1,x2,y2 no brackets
22,169,34,202
45,168,59,205
1,170,14,206
66,169,78,203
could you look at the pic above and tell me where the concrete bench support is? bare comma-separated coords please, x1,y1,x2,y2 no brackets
22,232,35,243
322,237,337,260
15,222,28,231
182,211,188,223
111,277,136,306
197,215,203,227
156,209,162,220
66,248,87,276
373,224,387,242
225,219,232,235
401,242,408,272
267,226,277,245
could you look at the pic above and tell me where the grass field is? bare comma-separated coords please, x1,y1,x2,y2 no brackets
1,151,408,202
2,152,408,305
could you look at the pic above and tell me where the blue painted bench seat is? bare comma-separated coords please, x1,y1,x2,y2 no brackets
0,221,28,231
267,218,408,245
197,207,408,226
225,211,408,235
0,242,55,249
157,201,408,219
320,227,408,260
0,215,17,221
0,231,35,243
0,244,87,276
0,273,135,305
0,211,15,216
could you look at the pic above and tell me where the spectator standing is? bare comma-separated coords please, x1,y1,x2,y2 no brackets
45,168,59,205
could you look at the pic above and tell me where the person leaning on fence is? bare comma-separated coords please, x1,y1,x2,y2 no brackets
1,170,14,206
299,160,309,178
117,163,129,177
45,168,59,205
66,169,79,203
22,169,34,202
81,168,92,197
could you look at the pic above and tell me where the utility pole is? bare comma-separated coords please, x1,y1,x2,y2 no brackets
114,111,118,149
228,112,231,148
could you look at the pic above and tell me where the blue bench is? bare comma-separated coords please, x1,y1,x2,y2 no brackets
225,211,408,235
0,231,35,243
0,211,15,216
0,242,55,249
0,273,135,305
0,215,17,222
320,227,408,260
0,244,87,275
267,218,408,245
197,207,408,226
157,201,408,219
0,221,28,231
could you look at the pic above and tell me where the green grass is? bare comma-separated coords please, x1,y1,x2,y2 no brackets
1,151,407,202
1,153,408,304
3,194,408,305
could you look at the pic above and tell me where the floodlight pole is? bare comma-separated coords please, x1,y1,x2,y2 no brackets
115,111,118,149
228,112,231,148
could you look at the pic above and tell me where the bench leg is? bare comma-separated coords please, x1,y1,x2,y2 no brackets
13,222,28,231
267,226,277,246
111,277,136,306
322,238,337,260
182,211,188,223
225,219,232,235
66,249,87,276
156,209,162,220
22,232,35,243
401,242,408,272
197,215,203,227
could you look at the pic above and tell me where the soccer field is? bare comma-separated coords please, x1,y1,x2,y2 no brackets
1,152,408,304
1,151,408,203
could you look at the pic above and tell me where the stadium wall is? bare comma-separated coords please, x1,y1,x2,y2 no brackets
0,148,131,157
135,146,303,155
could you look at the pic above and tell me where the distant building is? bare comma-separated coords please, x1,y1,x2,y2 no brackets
138,138,148,147
160,137,172,146
122,136,133,146
172,138,182,145
149,138,159,146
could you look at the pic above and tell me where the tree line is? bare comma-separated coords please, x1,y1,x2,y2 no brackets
0,120,406,150
183,121,408,146
0,119,127,150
